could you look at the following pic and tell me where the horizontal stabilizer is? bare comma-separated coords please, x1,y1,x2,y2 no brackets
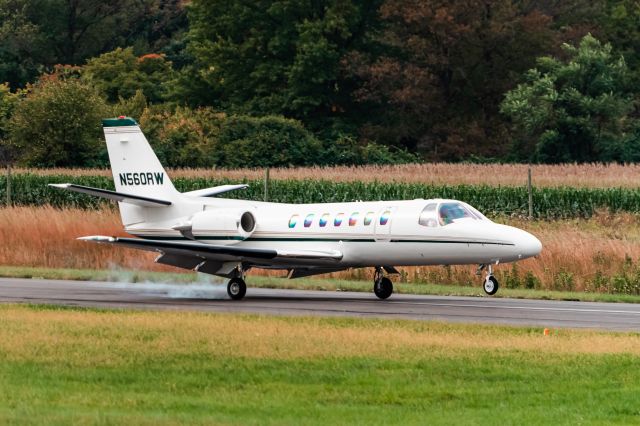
49,184,171,207
183,184,249,198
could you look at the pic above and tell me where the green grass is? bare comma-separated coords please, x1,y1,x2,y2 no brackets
3,265,640,304
0,305,639,425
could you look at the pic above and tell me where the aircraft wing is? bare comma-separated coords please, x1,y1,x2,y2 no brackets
79,236,343,266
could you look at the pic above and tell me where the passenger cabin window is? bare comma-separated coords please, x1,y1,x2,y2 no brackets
418,203,438,227
379,210,391,225
349,212,359,226
364,212,374,226
438,202,477,226
319,213,330,227
304,214,314,228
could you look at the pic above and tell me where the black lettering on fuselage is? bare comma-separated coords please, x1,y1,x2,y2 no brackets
154,172,163,185
118,172,165,186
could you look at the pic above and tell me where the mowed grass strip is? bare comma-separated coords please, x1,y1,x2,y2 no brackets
0,305,639,424
6,265,640,304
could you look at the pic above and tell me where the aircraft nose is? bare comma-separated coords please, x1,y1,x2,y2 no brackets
516,230,542,259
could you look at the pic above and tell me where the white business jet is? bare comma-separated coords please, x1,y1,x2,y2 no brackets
50,117,542,300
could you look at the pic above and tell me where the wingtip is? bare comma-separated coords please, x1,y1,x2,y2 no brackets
48,183,71,189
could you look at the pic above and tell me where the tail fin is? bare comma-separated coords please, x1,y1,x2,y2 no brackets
103,117,177,198
103,116,179,226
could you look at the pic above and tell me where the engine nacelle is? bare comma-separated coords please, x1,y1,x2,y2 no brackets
189,208,257,242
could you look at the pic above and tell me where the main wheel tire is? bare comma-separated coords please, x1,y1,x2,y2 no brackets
227,278,247,300
483,276,499,295
374,277,393,300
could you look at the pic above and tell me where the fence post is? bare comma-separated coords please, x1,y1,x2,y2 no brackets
527,167,533,219
264,168,270,202
6,164,11,207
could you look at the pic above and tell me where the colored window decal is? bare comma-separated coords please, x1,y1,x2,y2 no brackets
288,215,299,228
349,212,359,226
334,213,344,226
319,213,330,227
379,210,391,225
304,214,314,228
364,212,374,226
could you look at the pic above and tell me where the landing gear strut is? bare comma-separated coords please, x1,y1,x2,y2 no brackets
479,264,499,295
373,267,393,300
227,268,247,300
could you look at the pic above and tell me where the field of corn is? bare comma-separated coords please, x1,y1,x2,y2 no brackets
3,173,640,218
5,206,640,295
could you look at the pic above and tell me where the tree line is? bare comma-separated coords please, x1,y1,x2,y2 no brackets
0,0,639,167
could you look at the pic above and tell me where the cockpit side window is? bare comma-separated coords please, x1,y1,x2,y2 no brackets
438,202,476,226
418,203,439,227
465,204,490,221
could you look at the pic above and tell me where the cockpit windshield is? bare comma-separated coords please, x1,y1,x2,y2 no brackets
438,202,477,226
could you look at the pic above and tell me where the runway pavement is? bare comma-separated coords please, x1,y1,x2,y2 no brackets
1,277,640,331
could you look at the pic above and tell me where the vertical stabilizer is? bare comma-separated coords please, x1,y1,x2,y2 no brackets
102,117,178,225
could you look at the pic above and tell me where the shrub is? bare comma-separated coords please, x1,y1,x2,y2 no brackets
215,115,324,168
139,105,223,167
8,78,109,167
322,135,419,165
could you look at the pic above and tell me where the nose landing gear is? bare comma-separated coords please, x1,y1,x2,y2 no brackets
478,264,499,295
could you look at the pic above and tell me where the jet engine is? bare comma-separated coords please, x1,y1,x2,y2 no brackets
174,208,257,242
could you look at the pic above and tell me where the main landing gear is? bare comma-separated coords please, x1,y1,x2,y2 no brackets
227,269,247,300
373,267,393,300
477,264,499,295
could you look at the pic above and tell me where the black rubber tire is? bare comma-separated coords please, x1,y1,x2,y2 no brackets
227,278,247,300
483,276,499,295
374,277,393,300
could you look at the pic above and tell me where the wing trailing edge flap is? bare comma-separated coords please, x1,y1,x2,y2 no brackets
288,267,349,279
155,253,203,270
49,184,171,207
155,254,237,277
79,236,343,266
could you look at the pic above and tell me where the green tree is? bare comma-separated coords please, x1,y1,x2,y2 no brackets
0,0,48,88
348,0,559,160
185,0,380,130
0,83,21,164
0,83,20,141
8,76,109,167
501,34,634,162
0,0,187,89
82,47,174,103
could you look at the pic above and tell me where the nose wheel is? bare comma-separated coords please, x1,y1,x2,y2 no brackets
479,264,499,295
483,275,499,295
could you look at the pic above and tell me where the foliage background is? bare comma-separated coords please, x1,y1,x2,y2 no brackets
0,0,639,166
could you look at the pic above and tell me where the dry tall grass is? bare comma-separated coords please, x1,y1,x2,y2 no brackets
12,163,640,188
0,206,168,271
3,206,640,292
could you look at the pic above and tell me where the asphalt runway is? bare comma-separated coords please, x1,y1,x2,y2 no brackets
1,277,640,331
